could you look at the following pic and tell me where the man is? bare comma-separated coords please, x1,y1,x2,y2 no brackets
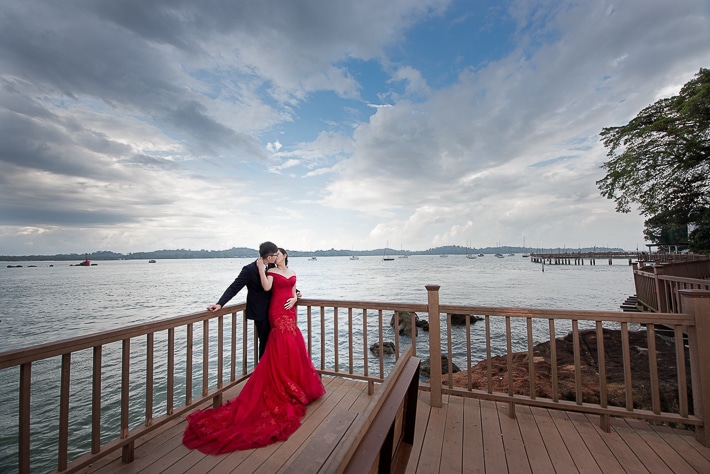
207,241,278,359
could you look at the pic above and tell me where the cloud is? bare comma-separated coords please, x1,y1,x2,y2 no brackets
0,0,707,255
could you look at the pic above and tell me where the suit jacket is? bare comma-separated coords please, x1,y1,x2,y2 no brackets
216,260,271,321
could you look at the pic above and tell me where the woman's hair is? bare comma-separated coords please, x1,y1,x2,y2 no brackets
279,247,288,267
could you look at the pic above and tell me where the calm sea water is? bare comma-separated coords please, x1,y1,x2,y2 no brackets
0,255,636,472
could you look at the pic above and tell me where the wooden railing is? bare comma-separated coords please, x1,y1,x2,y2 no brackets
0,303,265,473
633,259,710,312
2,286,710,473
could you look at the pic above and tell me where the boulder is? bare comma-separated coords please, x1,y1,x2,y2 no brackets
390,311,418,336
369,341,396,356
420,355,461,378
449,313,484,325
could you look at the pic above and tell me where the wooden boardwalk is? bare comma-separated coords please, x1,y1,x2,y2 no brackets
87,376,710,474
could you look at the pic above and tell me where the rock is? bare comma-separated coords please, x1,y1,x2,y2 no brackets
448,328,693,422
449,313,484,325
391,311,418,336
370,341,396,356
420,355,461,378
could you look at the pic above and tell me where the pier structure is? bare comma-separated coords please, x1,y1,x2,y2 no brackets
530,251,638,266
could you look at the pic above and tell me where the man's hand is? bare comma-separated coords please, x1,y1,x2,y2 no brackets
207,304,222,312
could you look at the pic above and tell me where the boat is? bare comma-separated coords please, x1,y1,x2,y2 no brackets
383,242,395,261
495,253,504,258
398,245,408,258
308,256,317,261
439,254,448,258
465,240,477,259
349,255,359,260
72,254,95,266
149,259,157,263
478,253,484,257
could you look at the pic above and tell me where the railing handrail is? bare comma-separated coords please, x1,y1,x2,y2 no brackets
4,298,697,368
0,303,247,369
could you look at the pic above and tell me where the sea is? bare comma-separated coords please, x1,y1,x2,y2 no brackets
0,254,636,472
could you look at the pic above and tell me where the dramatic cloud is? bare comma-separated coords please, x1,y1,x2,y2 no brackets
0,0,708,255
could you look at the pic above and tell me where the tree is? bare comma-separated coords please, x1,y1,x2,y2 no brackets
597,68,710,252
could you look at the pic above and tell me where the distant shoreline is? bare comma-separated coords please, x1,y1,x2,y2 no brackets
0,245,625,262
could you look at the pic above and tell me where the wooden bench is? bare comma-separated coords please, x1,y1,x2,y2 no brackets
285,347,421,473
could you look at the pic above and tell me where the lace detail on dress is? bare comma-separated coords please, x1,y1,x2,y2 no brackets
271,313,299,335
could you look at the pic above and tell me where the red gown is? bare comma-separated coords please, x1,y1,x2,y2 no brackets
182,273,325,454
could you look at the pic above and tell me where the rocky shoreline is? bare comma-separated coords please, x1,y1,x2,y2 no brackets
388,311,693,422
449,328,693,421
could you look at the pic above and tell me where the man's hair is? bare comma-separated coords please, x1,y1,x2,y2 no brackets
259,241,278,258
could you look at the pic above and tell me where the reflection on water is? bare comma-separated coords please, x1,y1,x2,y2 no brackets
0,256,635,472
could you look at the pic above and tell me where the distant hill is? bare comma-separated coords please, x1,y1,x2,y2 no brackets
0,245,625,262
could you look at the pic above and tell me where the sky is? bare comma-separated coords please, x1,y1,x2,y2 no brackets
1,0,709,256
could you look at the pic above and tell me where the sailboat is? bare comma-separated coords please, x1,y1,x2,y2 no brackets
522,236,530,257
465,241,477,259
383,242,394,261
398,244,408,258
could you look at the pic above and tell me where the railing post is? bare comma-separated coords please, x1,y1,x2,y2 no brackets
426,285,442,408
681,289,710,447
653,264,670,313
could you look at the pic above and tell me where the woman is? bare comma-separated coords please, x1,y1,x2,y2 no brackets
183,248,325,454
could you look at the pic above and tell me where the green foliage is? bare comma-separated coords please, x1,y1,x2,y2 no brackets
597,68,710,251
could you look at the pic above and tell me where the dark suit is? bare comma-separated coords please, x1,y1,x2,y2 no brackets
216,260,271,359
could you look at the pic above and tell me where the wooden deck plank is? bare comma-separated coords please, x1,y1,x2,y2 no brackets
86,381,710,474
414,393,449,473
671,427,710,463
479,399,507,473
404,389,432,474
583,414,651,474
528,405,579,473
439,394,464,473
461,397,484,474
623,418,696,474
105,421,188,473
670,427,710,463
547,408,603,474
497,403,531,473
610,417,675,474
515,405,556,473
281,411,358,474
566,412,625,474
649,424,710,472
